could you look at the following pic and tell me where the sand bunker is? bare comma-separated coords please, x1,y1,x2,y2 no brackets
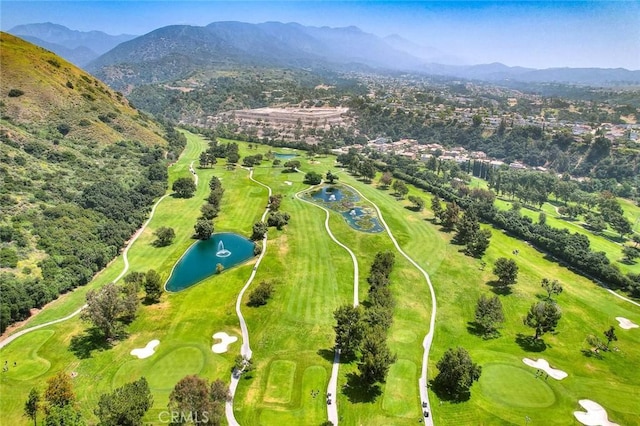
212,332,238,354
522,358,568,380
284,181,292,185
130,340,160,359
574,399,619,426
615,317,639,330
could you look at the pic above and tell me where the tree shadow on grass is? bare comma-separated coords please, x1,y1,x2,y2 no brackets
486,280,513,296
515,333,547,352
428,378,471,403
342,372,381,403
69,328,113,359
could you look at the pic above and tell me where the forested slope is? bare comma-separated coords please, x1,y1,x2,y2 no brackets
0,33,185,332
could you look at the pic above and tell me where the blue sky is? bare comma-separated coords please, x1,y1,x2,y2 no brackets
1,1,638,69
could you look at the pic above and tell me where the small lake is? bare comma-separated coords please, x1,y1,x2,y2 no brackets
165,233,255,292
274,153,297,160
306,185,383,233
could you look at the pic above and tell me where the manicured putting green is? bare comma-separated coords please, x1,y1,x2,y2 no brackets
264,360,297,404
383,359,418,417
479,364,556,408
1,329,53,381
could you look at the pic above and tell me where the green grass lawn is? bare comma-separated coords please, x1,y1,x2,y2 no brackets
1,135,639,425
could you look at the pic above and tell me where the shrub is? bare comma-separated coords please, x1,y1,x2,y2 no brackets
248,281,274,307
8,89,24,97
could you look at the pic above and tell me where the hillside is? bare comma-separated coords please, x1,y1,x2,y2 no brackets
0,32,184,332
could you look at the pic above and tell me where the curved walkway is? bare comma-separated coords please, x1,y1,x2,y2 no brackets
0,192,170,350
296,185,361,425
226,168,272,426
342,182,437,426
189,160,199,186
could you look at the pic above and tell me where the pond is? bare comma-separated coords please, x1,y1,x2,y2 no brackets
165,233,255,292
274,153,297,160
306,185,384,233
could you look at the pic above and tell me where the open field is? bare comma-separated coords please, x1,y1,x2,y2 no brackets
1,134,639,425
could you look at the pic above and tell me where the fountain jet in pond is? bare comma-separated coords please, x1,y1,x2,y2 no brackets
216,241,231,258
328,194,337,201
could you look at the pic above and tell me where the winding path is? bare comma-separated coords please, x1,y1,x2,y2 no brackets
225,168,272,426
0,192,169,350
342,182,437,426
189,160,199,186
296,185,361,425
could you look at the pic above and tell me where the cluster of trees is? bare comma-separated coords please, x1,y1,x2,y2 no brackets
386,166,640,297
194,176,226,241
336,150,376,182
172,177,196,198
333,252,397,389
201,138,241,166
247,281,274,307
586,326,618,357
168,375,229,425
1,124,181,332
23,372,85,426
431,198,491,258
304,171,323,185
242,154,263,168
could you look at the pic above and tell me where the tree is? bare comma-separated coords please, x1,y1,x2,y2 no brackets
333,305,364,358
609,213,632,238
622,246,640,263
466,229,491,258
604,326,618,349
82,283,130,339
172,177,196,198
94,377,152,426
216,263,224,274
227,152,239,164
441,202,461,231
24,388,41,426
268,194,282,211
284,160,300,171
359,160,376,182
431,195,443,223
391,180,408,199
434,347,481,398
493,258,518,286
153,227,175,247
408,195,425,211
144,269,163,303
44,405,85,426
251,221,268,241
267,212,290,230
325,170,339,184
200,204,218,220
358,328,397,385
523,301,562,340
379,171,393,188
247,281,274,307
208,379,230,425
168,376,211,424
474,294,504,338
584,213,606,233
45,372,75,409
454,210,479,244
194,219,213,240
541,278,563,300
304,171,323,185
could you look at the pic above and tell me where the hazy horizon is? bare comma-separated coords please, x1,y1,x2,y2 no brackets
1,1,638,70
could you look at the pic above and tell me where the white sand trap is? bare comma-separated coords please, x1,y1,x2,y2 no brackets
615,317,639,330
130,339,159,359
284,181,292,186
212,332,238,354
522,358,568,380
574,399,619,426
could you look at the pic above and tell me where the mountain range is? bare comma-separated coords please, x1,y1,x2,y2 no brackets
9,22,640,87
8,22,136,66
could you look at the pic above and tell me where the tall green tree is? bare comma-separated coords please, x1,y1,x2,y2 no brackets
378,171,393,188
251,221,268,241
94,377,152,426
358,327,397,385
168,375,211,424
24,388,41,426
144,269,163,303
333,305,364,358
493,258,518,286
408,195,425,211
153,226,175,247
465,229,491,258
523,301,562,340
391,180,408,199
474,294,504,338
82,283,131,339
454,210,480,244
325,170,338,184
172,177,196,198
541,278,563,300
434,347,481,398
194,219,213,240
441,202,461,231
431,195,443,223
604,326,618,349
